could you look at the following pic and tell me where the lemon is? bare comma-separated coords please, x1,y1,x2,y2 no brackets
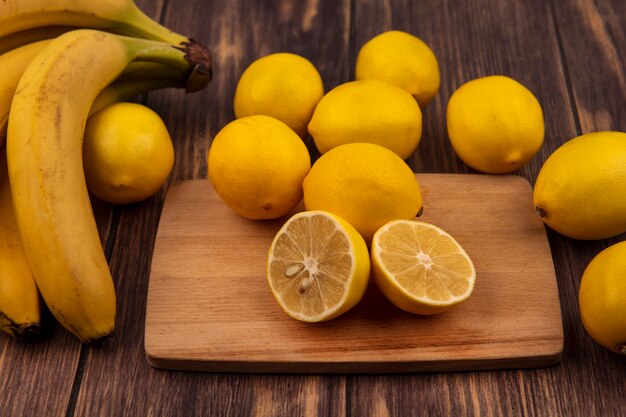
579,241,626,355
371,220,476,315
83,102,174,204
533,131,626,240
446,75,544,174
234,53,324,138
307,80,422,159
208,115,310,220
302,143,422,243
356,30,440,108
267,210,370,322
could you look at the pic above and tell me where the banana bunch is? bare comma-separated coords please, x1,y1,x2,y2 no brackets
0,0,212,342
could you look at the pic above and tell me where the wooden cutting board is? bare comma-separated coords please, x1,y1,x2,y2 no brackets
145,174,563,373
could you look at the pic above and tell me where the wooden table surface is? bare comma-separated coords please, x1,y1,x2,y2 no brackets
1,0,625,416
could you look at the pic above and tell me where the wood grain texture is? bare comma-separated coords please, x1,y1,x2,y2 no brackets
0,326,79,417
350,0,626,416
553,0,626,133
0,185,116,417
145,175,563,372
72,0,350,416
0,1,162,415
2,0,624,416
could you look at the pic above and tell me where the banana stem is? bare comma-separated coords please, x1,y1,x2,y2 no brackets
116,61,186,82
90,77,182,116
134,45,191,70
126,38,212,92
116,2,189,46
1,58,189,147
1,77,179,146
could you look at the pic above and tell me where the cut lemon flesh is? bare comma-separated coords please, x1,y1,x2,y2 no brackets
267,211,370,322
372,220,476,315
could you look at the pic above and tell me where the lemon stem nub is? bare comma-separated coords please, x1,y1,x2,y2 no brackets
416,206,424,217
536,207,547,218
617,344,626,355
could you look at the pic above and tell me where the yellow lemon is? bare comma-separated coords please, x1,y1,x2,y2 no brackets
302,143,422,243
372,220,476,315
208,115,310,220
356,30,440,108
308,80,422,160
533,131,626,240
234,53,324,138
267,211,370,322
446,75,544,174
579,241,626,355
83,102,174,204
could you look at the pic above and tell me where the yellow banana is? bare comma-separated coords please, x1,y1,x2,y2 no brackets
0,40,52,145
0,26,71,55
1,50,188,146
90,78,183,117
0,60,184,339
113,61,188,85
7,29,211,343
0,148,40,338
0,0,188,52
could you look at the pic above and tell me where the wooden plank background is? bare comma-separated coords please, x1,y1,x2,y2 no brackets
0,0,624,416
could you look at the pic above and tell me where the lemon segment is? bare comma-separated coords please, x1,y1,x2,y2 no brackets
372,220,476,315
267,211,370,322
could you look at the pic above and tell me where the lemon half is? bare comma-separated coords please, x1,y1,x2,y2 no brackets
372,220,476,315
267,211,370,322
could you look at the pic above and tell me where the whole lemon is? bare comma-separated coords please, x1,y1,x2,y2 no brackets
234,53,324,138
533,131,626,240
302,143,422,243
308,80,422,160
356,30,440,108
208,115,310,220
579,241,626,355
83,102,174,204
446,75,544,174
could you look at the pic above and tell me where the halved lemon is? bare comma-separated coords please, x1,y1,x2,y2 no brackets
371,220,476,315
267,211,370,322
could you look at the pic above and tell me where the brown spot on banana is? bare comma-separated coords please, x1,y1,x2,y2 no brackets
0,310,40,339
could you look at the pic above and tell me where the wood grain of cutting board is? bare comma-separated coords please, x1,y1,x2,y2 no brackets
145,174,563,373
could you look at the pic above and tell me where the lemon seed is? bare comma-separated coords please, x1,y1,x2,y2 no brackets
285,264,302,277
